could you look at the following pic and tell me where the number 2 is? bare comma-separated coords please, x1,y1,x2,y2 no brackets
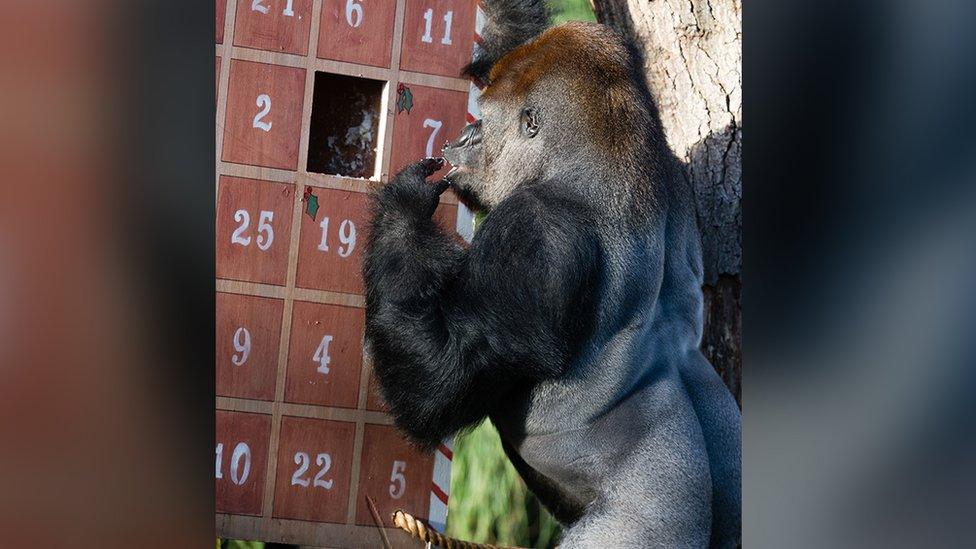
253,94,272,132
423,119,443,158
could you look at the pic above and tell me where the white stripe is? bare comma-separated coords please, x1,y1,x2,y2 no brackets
428,493,449,533
433,448,453,495
475,5,486,34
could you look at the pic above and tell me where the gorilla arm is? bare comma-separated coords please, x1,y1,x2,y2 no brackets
363,160,600,448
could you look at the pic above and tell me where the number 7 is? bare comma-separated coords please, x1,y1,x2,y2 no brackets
423,119,443,158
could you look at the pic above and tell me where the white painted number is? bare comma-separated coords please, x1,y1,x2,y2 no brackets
232,210,252,246
256,210,274,251
216,442,252,485
232,327,252,366
231,210,275,251
215,443,224,479
317,217,357,257
423,119,443,157
389,460,406,499
338,219,356,257
253,94,273,132
291,451,334,489
230,442,252,485
314,453,334,489
421,9,453,45
253,0,295,17
317,217,330,252
313,334,333,375
291,452,310,487
345,0,363,27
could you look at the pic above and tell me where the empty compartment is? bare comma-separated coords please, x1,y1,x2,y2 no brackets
306,71,385,178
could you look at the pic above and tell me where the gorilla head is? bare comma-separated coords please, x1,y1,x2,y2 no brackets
444,22,657,214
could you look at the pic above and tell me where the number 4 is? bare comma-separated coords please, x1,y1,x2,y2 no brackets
313,335,333,375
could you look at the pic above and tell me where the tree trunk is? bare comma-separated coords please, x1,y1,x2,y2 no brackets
592,0,742,404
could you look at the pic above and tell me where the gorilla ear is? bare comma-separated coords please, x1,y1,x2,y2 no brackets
521,107,539,138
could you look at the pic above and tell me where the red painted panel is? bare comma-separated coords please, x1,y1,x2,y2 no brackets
285,301,365,408
389,84,468,178
273,416,357,523
222,60,305,170
216,293,284,401
399,0,477,78
216,176,295,286
216,0,227,44
356,424,435,526
295,187,369,294
234,0,313,56
317,0,396,68
216,411,272,516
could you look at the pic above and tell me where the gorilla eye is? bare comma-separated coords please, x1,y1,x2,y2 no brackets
521,107,539,138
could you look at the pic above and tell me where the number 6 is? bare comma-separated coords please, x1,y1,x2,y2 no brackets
345,0,363,28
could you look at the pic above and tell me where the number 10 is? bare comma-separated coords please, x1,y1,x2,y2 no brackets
421,9,453,45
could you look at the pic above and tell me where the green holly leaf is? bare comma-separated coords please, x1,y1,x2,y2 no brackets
305,193,319,221
397,86,413,114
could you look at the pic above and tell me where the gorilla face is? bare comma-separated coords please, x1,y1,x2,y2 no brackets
442,92,545,213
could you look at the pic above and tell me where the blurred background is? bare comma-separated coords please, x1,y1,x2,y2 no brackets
2,0,974,548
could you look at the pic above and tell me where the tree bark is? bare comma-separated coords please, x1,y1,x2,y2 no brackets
592,0,742,404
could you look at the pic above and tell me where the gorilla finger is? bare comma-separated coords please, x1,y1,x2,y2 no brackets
431,179,450,196
418,157,446,177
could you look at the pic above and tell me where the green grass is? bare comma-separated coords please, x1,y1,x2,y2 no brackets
550,0,597,24
446,420,562,548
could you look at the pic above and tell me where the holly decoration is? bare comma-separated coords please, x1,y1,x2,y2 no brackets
396,83,413,114
303,187,320,221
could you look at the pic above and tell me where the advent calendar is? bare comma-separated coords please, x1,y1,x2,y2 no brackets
215,1,477,545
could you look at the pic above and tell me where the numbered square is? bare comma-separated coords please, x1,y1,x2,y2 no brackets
295,187,369,295
273,416,357,523
217,293,284,401
285,301,364,408
217,176,295,286
234,0,313,56
399,0,477,78
222,60,305,170
216,411,272,516
389,84,468,178
317,0,396,68
355,425,435,526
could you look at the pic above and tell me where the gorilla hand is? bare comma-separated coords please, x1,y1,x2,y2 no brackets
378,157,449,218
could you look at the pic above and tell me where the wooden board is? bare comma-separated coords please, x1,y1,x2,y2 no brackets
215,0,476,546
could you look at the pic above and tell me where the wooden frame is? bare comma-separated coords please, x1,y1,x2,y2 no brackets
215,1,476,545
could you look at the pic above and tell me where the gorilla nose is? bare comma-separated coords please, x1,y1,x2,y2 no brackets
446,120,482,148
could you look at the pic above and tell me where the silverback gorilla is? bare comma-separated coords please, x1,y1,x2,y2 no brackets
363,1,741,546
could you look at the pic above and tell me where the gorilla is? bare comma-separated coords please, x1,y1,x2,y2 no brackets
363,1,741,546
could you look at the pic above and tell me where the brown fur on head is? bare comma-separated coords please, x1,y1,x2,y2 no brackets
444,22,655,212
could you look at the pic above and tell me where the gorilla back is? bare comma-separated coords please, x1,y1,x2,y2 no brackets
363,2,740,547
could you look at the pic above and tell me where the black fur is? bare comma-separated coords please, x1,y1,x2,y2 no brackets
463,0,553,84
364,164,602,448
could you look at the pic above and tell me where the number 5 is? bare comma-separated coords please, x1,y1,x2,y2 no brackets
389,460,406,499
423,119,442,158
